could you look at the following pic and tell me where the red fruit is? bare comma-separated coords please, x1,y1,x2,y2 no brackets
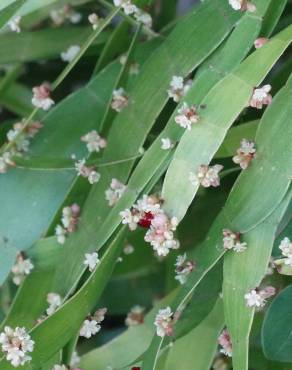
138,212,154,228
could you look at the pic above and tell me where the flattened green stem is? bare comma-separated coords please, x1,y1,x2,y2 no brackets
0,7,119,156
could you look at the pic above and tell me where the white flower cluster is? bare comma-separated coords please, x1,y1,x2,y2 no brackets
232,139,256,170
189,164,223,188
175,102,200,130
50,5,82,26
245,286,275,308
0,121,43,174
11,255,34,286
120,195,180,256
105,178,127,206
113,1,152,27
81,130,107,153
167,76,192,103
80,308,107,338
8,16,22,33
222,229,247,253
0,326,34,367
249,85,272,109
125,305,145,326
174,254,195,284
46,292,62,315
55,204,80,244
75,159,101,184
229,0,256,12
154,307,174,337
279,237,292,266
218,329,232,357
111,88,129,112
32,83,55,111
60,45,80,62
83,252,100,272
88,13,100,30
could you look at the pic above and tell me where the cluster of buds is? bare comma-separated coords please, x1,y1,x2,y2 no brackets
111,88,129,112
174,254,195,284
81,130,107,153
167,76,192,103
125,305,145,326
0,326,34,367
175,102,200,130
105,178,127,206
55,204,80,244
50,5,82,26
222,229,247,253
46,292,62,316
75,159,100,184
249,85,272,109
83,252,100,272
189,164,223,188
11,254,34,286
232,139,256,170
79,308,107,339
229,0,256,12
245,286,276,308
8,16,22,33
0,121,43,174
218,329,232,357
32,83,55,111
61,45,80,62
120,195,180,256
113,1,153,28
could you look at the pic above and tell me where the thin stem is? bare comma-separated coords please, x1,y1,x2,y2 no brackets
98,0,160,39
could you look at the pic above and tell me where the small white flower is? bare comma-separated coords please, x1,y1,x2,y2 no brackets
254,37,268,49
218,329,232,357
105,178,126,206
111,88,128,112
167,76,192,102
232,139,256,169
61,45,80,62
46,292,62,315
113,0,138,15
80,319,101,338
11,256,34,286
81,130,107,153
0,152,15,173
134,10,152,28
0,326,34,367
279,237,292,266
233,242,247,253
84,252,100,272
154,307,173,337
125,305,145,326
123,243,134,255
8,16,21,33
250,85,272,109
32,84,54,111
88,170,101,184
175,102,199,130
223,229,247,253
244,289,265,308
52,365,67,370
190,164,223,188
69,11,82,24
174,253,194,284
120,209,140,231
229,0,256,12
55,224,67,245
161,138,174,150
88,13,100,30
229,0,242,10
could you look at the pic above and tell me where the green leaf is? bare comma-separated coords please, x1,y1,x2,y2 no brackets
262,285,292,362
162,24,292,224
0,0,26,30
